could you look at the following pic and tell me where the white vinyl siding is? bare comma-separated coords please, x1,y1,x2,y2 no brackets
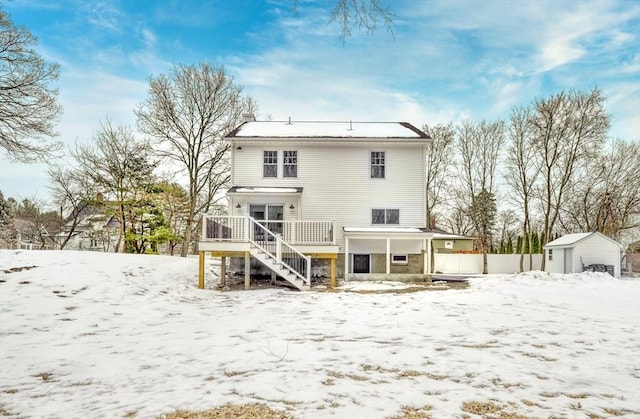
232,142,426,248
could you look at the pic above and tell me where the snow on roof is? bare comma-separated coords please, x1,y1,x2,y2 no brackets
432,232,470,240
544,232,594,248
228,121,429,139
343,227,427,234
544,232,621,248
228,186,303,194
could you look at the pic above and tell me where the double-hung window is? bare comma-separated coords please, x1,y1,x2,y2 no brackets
372,208,399,225
283,151,297,178
263,151,278,177
371,151,385,178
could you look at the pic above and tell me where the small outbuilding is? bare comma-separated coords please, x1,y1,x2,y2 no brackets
543,232,623,278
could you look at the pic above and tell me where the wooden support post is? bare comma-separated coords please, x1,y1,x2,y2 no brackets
198,251,205,289
386,238,391,274
220,256,226,287
271,270,277,285
244,251,250,290
330,257,336,289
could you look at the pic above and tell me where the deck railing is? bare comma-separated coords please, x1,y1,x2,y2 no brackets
248,217,310,284
201,215,334,245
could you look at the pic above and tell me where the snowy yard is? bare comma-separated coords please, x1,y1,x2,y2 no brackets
1,250,639,418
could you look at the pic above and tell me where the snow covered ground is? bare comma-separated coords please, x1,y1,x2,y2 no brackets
1,249,639,418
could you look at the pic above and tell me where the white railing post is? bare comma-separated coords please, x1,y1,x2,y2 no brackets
291,221,297,245
276,235,282,260
201,215,207,240
244,216,250,241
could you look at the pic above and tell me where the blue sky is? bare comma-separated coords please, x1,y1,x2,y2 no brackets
1,0,639,202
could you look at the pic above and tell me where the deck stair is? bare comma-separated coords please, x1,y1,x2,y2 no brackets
247,217,311,291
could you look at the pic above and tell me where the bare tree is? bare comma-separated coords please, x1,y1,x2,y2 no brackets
469,189,497,273
292,0,394,40
0,9,62,162
135,63,256,256
456,119,505,273
496,209,519,253
72,119,156,253
504,105,542,271
441,198,475,237
531,88,609,270
423,123,455,227
560,138,640,239
47,165,96,249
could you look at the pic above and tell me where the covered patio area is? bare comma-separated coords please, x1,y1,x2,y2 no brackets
343,227,433,281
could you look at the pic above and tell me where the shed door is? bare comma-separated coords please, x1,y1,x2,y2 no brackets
565,248,573,273
353,254,370,274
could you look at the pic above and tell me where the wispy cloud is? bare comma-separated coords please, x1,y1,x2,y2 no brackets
83,1,123,32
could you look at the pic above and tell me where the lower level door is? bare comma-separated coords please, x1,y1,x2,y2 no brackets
353,254,370,274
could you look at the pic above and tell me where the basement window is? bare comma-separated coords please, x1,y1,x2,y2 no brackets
392,254,408,265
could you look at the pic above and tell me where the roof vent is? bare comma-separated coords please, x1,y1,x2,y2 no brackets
287,116,292,125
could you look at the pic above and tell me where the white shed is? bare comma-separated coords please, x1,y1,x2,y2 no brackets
543,232,623,278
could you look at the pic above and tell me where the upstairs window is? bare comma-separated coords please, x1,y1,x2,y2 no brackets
371,151,385,178
283,151,297,178
263,151,277,177
372,208,399,225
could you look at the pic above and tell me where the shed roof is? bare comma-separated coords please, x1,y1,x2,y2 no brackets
543,232,622,249
227,121,430,139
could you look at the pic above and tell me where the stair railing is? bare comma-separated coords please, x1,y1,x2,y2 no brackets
247,216,311,285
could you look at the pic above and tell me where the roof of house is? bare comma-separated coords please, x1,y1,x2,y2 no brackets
227,121,430,139
544,232,621,249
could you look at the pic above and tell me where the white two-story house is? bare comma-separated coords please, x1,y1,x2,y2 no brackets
198,118,434,290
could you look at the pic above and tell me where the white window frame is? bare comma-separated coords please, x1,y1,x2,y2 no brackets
263,150,278,178
283,150,297,178
370,151,385,179
391,254,408,265
372,208,400,225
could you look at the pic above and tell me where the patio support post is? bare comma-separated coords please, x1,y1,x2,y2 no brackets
427,238,432,274
344,237,350,281
220,256,226,287
386,238,391,274
244,251,250,290
330,258,336,288
198,251,205,289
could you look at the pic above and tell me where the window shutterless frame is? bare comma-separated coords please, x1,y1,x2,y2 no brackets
370,151,385,178
263,151,278,177
283,150,297,178
372,208,399,225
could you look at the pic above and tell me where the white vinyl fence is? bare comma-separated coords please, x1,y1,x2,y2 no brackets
434,254,543,275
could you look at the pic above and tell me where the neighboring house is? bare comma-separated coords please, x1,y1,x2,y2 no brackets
198,118,434,290
626,240,640,273
431,228,475,254
55,205,120,252
543,232,623,278
14,218,55,250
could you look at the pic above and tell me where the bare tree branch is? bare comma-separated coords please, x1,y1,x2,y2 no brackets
0,9,62,162
135,63,254,256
